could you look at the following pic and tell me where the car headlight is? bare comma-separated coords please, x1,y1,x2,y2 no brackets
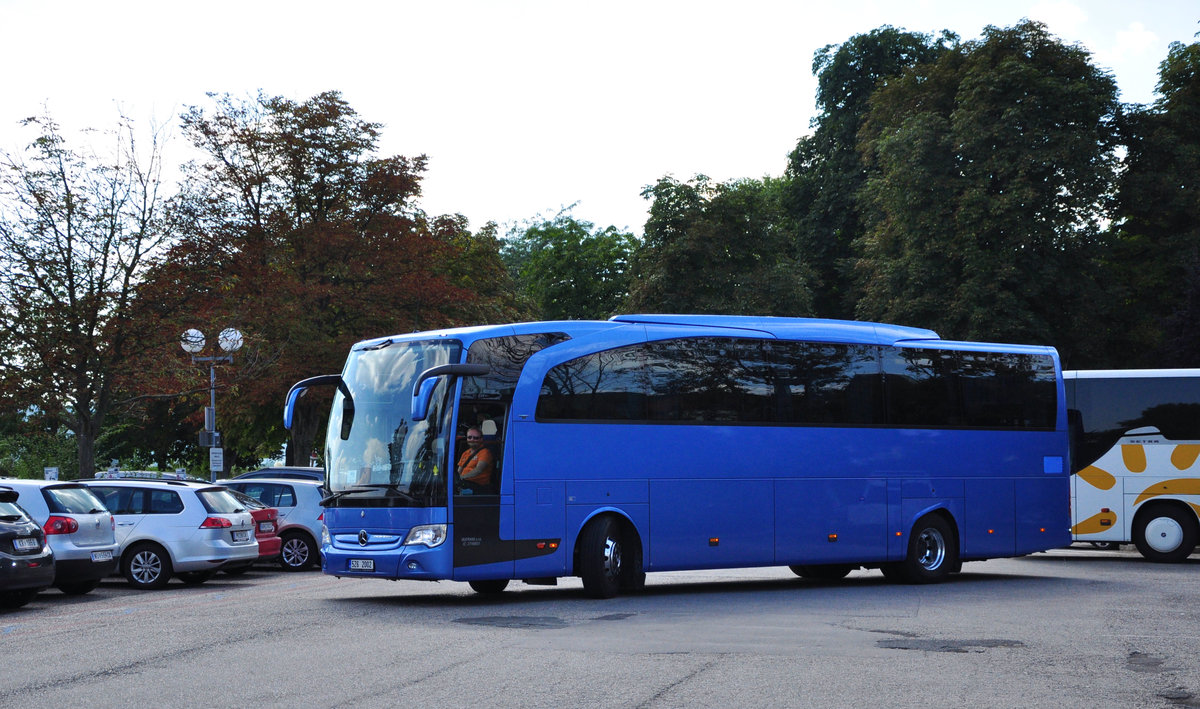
402,523,447,548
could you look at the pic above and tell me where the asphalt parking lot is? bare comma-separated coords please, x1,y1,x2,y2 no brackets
3,545,1199,708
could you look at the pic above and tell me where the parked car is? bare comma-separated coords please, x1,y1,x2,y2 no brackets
219,478,323,570
1,479,118,595
232,466,324,482
80,478,258,589
0,487,55,609
221,489,281,571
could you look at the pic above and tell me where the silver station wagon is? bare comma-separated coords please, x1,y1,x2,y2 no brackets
81,477,258,589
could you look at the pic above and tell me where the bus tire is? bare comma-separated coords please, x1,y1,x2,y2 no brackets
468,579,510,595
579,516,624,599
790,564,853,580
883,514,957,585
1133,504,1198,563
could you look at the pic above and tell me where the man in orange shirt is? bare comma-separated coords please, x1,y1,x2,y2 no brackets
456,427,494,493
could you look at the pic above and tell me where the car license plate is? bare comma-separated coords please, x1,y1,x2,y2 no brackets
91,550,113,562
349,559,374,571
258,522,273,533
14,537,39,551
233,530,250,542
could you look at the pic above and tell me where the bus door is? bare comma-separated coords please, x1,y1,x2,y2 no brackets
450,333,570,580
452,399,513,578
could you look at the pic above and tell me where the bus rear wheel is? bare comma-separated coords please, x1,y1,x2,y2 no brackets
790,564,853,580
579,516,626,599
1133,505,1198,563
882,514,957,584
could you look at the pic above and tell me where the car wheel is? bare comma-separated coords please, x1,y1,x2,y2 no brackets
579,516,624,599
0,589,39,608
468,579,510,595
882,514,958,584
1133,504,1198,563
279,532,315,571
790,564,854,580
57,580,101,595
124,542,173,590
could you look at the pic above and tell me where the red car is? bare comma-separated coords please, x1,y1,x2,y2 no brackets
223,489,281,570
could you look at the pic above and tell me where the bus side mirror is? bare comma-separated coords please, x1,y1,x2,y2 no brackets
284,374,353,437
410,363,491,421
412,377,438,422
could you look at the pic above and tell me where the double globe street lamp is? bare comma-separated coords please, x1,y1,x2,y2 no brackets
180,327,244,482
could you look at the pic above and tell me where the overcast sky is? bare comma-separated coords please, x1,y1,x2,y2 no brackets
2,0,1197,235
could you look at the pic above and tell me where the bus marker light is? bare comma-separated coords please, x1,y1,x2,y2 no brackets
709,538,719,546
988,529,994,534
827,534,838,543
537,542,545,549
549,542,558,549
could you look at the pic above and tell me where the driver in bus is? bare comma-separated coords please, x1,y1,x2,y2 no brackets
456,427,494,493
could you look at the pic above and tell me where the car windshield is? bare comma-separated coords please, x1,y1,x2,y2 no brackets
44,485,108,514
197,488,245,514
325,339,460,507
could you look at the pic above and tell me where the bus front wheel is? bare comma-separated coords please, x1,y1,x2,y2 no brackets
468,579,510,595
579,516,625,599
882,514,957,584
1133,505,1198,563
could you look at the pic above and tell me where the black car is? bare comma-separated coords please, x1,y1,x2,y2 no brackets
0,487,55,609
232,466,324,482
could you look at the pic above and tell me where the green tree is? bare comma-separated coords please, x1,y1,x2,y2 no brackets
1106,39,1200,366
502,210,637,320
126,91,520,470
629,175,814,315
784,27,954,319
0,114,175,477
854,20,1119,359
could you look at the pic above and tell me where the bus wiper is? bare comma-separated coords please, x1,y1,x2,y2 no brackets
320,484,418,505
357,484,419,503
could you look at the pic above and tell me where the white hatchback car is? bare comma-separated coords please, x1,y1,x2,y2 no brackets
0,479,118,595
220,478,324,571
82,478,258,589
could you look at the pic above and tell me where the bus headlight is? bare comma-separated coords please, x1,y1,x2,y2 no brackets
403,524,447,548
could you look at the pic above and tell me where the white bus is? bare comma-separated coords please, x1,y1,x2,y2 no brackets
1066,369,1200,561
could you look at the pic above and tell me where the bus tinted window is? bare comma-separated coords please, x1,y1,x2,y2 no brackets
883,348,959,426
957,352,1057,429
771,342,882,425
645,338,774,422
537,345,645,421
1068,375,1200,469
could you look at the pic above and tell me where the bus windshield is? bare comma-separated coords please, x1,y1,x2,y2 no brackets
325,339,462,506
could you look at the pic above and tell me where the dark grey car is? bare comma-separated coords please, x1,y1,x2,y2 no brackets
0,487,55,609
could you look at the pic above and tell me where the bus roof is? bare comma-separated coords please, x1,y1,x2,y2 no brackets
353,314,1052,353
1064,368,1200,379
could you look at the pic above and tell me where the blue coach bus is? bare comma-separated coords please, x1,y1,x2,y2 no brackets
285,314,1070,598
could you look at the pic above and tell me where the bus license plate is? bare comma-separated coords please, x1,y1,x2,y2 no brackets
14,537,39,551
349,559,374,571
232,530,250,542
91,550,113,562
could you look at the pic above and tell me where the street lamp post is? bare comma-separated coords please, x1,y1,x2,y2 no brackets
181,327,244,482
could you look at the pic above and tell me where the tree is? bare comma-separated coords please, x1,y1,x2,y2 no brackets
0,114,175,477
126,92,521,469
502,210,638,320
629,175,814,315
1106,39,1200,366
784,27,955,319
854,20,1120,358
